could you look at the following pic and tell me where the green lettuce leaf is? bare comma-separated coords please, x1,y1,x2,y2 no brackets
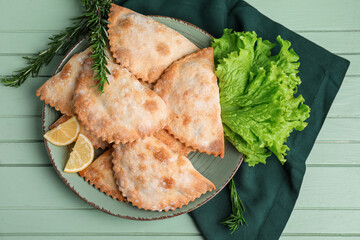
213,29,310,166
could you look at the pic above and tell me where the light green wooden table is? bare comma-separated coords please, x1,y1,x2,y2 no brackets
0,0,359,239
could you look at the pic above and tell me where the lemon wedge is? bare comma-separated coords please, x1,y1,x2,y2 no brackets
64,133,94,173
44,116,80,146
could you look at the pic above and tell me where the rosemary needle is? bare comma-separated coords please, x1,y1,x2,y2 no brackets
222,179,247,234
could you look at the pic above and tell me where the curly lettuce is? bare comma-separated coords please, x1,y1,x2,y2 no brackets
213,29,310,166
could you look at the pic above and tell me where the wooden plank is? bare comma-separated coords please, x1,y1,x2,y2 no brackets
327,77,360,117
0,209,358,235
295,167,360,208
0,108,360,142
1,167,359,209
251,0,360,31
0,210,200,234
300,32,360,54
281,237,360,240
307,143,360,165
0,237,203,240
0,0,82,32
1,237,352,240
2,141,360,166
2,142,360,166
2,32,360,55
0,77,358,117
0,55,63,76
1,116,357,142
0,75,357,118
0,142,48,165
0,54,355,79
0,77,46,116
0,117,358,164
0,32,55,54
317,118,360,142
0,117,42,141
283,210,360,234
0,0,359,32
341,55,360,76
3,115,358,144
0,167,88,209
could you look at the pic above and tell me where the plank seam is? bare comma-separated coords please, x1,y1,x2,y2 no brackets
0,233,202,237
1,29,360,33
316,140,360,144
2,207,359,210
1,52,359,56
0,115,42,118
0,140,43,143
0,207,93,210
0,75,52,78
294,207,360,210
306,164,360,167
282,233,360,237
0,140,355,144
0,140,359,144
325,116,360,119
0,53,64,57
2,164,359,168
296,29,360,33
0,164,51,167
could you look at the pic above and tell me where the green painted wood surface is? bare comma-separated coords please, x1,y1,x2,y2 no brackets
1,167,359,209
0,0,359,239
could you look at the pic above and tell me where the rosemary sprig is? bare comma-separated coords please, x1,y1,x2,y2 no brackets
86,0,113,93
222,179,247,234
0,12,89,87
1,0,113,93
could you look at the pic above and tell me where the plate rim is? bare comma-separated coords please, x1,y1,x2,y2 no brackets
42,15,243,221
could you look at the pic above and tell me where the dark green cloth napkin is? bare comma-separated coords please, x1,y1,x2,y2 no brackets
115,0,350,239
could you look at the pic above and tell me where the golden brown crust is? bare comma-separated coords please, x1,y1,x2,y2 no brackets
73,57,174,145
107,4,199,83
36,48,92,116
154,47,225,158
49,115,110,149
112,136,215,212
79,149,125,201
153,129,193,156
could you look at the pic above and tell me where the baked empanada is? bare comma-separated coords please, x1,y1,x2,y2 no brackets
112,136,215,212
50,115,110,149
79,149,125,201
77,130,192,202
73,57,174,144
154,47,225,157
36,48,92,116
108,4,199,83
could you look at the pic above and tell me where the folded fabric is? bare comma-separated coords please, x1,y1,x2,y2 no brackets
115,0,350,239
